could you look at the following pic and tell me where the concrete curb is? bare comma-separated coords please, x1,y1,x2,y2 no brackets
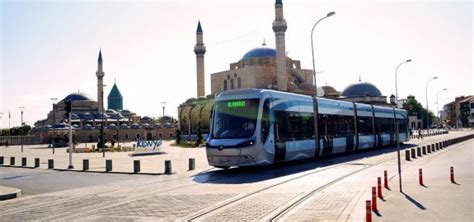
0,165,171,176
0,186,22,201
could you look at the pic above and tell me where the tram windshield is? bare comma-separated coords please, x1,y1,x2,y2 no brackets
212,99,259,139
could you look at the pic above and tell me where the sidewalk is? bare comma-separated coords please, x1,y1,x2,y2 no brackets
372,139,473,221
0,140,211,175
349,139,474,222
0,185,21,201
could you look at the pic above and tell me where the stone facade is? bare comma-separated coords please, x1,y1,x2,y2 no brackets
210,53,313,96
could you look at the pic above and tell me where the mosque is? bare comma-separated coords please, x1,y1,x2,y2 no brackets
179,0,394,135
33,51,176,144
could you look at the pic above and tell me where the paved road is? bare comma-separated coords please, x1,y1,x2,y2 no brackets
0,131,472,221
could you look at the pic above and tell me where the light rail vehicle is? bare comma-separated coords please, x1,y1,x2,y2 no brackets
206,89,409,168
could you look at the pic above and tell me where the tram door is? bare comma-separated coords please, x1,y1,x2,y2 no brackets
274,123,286,162
273,106,286,162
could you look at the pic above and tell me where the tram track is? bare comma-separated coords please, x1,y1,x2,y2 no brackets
2,135,466,221
187,137,459,222
0,157,341,220
185,155,393,221
269,137,472,221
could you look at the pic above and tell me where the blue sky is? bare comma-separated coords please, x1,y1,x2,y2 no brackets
1,0,472,127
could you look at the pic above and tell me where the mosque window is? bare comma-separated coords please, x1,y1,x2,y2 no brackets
231,79,235,89
238,77,241,88
224,80,228,90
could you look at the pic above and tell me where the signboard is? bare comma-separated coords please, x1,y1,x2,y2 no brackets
135,139,162,152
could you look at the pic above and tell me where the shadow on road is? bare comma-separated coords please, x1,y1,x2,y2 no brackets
402,191,426,210
193,142,418,184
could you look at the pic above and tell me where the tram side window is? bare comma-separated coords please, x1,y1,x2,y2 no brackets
261,99,270,142
358,116,373,136
375,117,395,134
318,114,355,138
274,111,314,141
397,118,408,134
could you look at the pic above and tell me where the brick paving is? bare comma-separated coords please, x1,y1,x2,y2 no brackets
0,130,471,221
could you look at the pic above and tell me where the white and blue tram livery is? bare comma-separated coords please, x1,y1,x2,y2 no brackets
206,89,409,168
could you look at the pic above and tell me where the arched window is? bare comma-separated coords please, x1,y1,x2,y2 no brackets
237,77,241,88
231,79,234,89
224,80,227,90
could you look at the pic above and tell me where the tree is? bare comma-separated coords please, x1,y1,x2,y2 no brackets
175,129,181,145
402,95,435,128
195,122,203,147
1,124,31,136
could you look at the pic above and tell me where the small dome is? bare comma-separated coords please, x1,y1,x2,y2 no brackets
242,47,276,60
322,86,337,95
62,92,92,102
341,82,382,97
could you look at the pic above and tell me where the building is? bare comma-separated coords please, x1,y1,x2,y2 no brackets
33,50,177,144
198,0,314,96
443,95,474,128
108,82,123,111
338,81,390,106
179,0,397,135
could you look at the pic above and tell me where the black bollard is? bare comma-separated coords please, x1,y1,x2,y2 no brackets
422,146,427,155
105,159,112,172
48,159,54,169
134,160,140,173
164,160,172,174
188,158,196,171
10,157,15,165
411,148,416,159
417,147,422,157
21,157,27,167
405,150,411,161
0,156,3,165
431,144,435,152
83,159,89,171
427,145,431,154
34,158,40,168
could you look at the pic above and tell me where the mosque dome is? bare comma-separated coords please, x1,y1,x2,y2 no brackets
322,86,338,95
62,92,93,102
242,47,276,60
341,82,382,97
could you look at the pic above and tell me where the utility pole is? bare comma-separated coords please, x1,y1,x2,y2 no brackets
66,100,74,169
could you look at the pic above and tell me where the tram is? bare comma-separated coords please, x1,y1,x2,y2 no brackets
206,89,409,168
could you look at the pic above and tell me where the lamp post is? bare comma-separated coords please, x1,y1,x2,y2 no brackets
161,101,166,127
310,11,335,161
19,106,25,152
311,11,335,97
436,88,447,126
393,59,411,193
425,76,438,129
395,59,412,108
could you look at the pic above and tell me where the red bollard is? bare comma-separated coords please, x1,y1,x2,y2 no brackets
419,168,424,186
371,187,377,212
377,177,383,198
384,170,389,189
366,200,372,222
450,167,455,183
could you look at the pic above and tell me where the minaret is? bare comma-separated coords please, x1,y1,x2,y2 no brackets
272,0,288,91
96,50,105,113
194,21,206,97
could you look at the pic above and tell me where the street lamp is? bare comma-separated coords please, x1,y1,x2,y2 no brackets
311,11,335,97
311,11,335,165
436,88,447,124
425,76,438,129
393,59,411,193
395,59,412,108
19,106,25,152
